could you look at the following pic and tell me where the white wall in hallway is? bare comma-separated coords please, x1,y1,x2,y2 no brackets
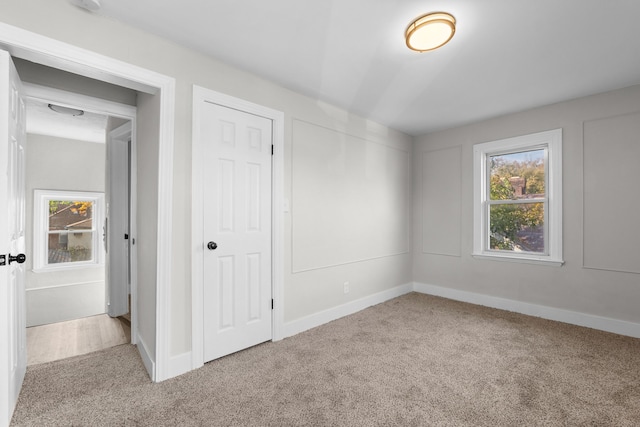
25,133,105,326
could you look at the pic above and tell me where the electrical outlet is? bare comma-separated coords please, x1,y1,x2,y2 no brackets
343,281,350,294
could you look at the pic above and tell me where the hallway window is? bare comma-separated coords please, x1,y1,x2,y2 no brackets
33,190,105,271
472,129,563,266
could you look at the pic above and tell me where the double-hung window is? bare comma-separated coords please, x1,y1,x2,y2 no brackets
473,129,563,266
33,190,105,271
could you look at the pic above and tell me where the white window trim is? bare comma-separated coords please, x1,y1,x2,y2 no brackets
472,129,563,266
33,189,105,272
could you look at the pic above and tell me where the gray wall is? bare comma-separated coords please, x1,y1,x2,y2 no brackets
25,133,106,326
289,119,411,320
413,85,640,325
14,57,137,106
2,0,412,358
8,0,637,367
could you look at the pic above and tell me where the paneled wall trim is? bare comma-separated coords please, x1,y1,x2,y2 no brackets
413,84,640,335
291,119,410,273
583,112,640,274
421,146,462,257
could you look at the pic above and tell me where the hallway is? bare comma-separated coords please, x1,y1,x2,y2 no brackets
26,314,130,365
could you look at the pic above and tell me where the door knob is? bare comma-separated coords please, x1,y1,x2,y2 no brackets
207,241,218,250
9,253,26,264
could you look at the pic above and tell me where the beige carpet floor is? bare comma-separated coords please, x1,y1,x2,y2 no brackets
11,293,640,426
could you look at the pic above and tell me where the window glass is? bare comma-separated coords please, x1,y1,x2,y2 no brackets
489,202,544,253
33,190,104,271
47,201,94,264
488,148,546,254
472,129,563,266
489,149,545,200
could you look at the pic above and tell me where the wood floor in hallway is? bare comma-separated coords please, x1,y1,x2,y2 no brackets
26,314,130,366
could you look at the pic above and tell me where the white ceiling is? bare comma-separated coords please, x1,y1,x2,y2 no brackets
91,0,640,136
26,98,107,143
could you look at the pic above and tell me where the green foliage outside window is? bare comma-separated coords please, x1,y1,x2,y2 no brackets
49,200,92,216
489,152,545,252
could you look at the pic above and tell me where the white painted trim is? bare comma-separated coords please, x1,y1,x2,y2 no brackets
191,85,285,370
271,103,285,342
26,281,105,327
105,122,138,332
190,88,205,370
107,121,138,346
32,190,105,272
413,282,640,339
22,83,136,119
136,334,155,381
282,283,414,338
128,123,139,347
472,128,563,265
0,23,175,383
154,77,175,382
168,351,192,379
290,252,412,275
0,22,158,95
471,253,564,267
109,121,133,140
24,280,104,292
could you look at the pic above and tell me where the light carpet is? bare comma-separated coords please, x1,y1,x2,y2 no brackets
11,293,640,426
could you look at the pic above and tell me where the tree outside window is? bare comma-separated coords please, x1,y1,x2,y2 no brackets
48,200,95,263
33,190,105,271
473,129,563,266
488,149,545,253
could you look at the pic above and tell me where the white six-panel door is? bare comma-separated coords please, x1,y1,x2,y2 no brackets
202,101,272,362
0,50,26,427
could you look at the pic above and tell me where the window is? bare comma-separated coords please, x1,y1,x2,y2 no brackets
33,190,105,271
473,129,563,266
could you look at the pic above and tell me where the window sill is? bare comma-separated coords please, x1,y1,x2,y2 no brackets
472,252,564,267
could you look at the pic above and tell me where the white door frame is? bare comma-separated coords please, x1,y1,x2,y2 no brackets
106,121,134,319
0,22,175,383
191,85,284,369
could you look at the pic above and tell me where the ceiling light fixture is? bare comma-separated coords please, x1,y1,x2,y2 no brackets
69,0,101,12
48,104,85,117
405,12,456,52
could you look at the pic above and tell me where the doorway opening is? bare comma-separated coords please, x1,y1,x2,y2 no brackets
1,23,175,426
19,70,137,365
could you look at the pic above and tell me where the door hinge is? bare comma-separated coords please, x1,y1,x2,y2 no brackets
271,145,274,155
271,299,274,310
0,254,5,266
124,233,129,240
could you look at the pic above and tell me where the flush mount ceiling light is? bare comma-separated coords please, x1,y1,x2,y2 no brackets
405,12,456,52
48,103,85,117
69,0,101,12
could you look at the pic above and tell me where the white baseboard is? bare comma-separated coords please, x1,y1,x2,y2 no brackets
283,283,414,338
167,351,192,379
413,282,640,339
26,281,105,327
136,334,155,381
